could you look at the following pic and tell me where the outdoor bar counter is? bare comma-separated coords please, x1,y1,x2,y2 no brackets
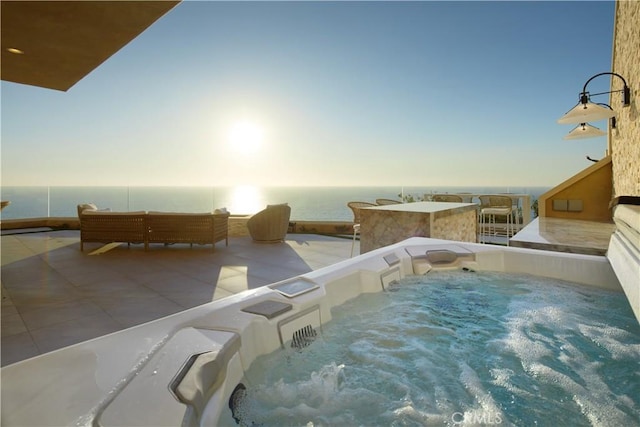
359,201,478,253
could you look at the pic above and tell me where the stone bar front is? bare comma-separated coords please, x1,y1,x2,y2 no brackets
359,202,478,253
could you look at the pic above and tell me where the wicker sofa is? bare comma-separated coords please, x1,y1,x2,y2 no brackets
77,204,229,252
146,211,229,248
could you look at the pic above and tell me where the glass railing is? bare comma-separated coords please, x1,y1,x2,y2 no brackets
1,186,544,222
0,187,222,220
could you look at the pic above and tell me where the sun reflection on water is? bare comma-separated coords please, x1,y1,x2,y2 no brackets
229,185,264,214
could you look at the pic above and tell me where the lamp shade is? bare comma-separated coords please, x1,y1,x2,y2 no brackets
557,102,616,124
563,123,606,140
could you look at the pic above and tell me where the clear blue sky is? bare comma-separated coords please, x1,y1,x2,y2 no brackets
1,1,616,187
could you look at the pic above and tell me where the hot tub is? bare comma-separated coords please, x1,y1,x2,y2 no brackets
2,201,639,426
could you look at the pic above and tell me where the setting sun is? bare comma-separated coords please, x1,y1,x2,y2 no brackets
227,120,264,154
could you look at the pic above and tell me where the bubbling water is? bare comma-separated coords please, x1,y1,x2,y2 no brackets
232,271,640,426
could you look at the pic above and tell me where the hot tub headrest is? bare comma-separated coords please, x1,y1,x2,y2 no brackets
171,334,241,417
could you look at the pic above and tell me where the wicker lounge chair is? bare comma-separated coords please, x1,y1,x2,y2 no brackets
247,204,291,243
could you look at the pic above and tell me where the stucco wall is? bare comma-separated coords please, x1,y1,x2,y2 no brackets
542,160,612,221
611,1,640,197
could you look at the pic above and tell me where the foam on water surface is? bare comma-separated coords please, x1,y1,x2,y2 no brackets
233,271,640,426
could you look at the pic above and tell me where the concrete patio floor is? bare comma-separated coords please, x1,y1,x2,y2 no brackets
1,230,356,367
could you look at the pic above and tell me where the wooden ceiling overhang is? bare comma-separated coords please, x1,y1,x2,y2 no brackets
1,1,180,91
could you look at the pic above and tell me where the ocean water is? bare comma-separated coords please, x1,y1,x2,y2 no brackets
0,186,549,221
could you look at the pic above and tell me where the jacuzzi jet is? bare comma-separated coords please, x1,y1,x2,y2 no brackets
228,383,247,425
291,324,317,349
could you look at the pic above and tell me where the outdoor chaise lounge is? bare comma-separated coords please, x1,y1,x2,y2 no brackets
77,204,229,251
246,203,291,243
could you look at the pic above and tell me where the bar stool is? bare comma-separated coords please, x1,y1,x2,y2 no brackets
432,194,463,202
511,195,521,233
478,195,514,245
375,198,401,205
347,201,376,257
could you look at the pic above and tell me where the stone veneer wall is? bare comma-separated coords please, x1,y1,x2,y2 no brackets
359,210,431,253
431,209,477,242
359,205,478,253
611,1,640,197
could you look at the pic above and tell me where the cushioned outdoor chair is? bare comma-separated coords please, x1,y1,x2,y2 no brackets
247,204,291,243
